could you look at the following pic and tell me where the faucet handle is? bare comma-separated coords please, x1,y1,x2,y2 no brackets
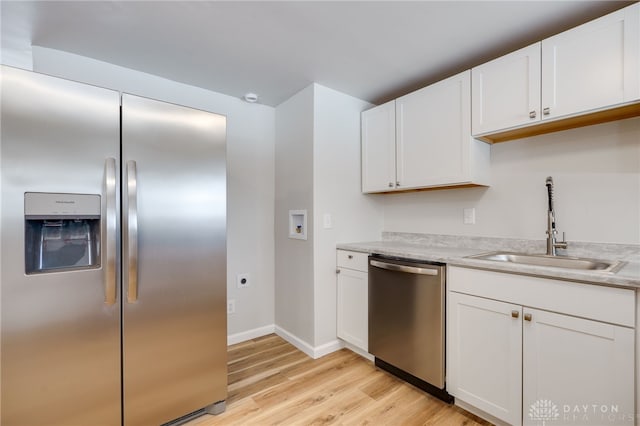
555,232,568,250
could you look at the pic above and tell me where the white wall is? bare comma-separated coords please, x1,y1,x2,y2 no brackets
383,117,640,244
274,85,315,345
312,85,383,347
274,84,385,352
25,47,276,338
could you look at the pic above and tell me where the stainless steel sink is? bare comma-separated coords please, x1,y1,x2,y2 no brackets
466,251,625,273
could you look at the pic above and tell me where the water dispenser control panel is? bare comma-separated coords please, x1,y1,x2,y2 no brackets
24,192,101,274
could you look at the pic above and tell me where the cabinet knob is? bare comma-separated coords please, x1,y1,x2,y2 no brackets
543,107,551,116
388,182,394,188
348,255,353,259
529,110,536,119
396,181,400,187
524,313,532,322
511,310,519,319
336,269,341,274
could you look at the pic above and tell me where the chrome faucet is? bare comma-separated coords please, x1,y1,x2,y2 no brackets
545,176,568,256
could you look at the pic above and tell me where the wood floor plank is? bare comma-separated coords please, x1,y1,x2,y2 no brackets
344,382,426,425
185,334,491,426
229,349,309,385
248,360,375,424
280,349,359,380
227,371,290,405
357,368,404,401
228,334,289,363
252,351,365,409
229,342,299,374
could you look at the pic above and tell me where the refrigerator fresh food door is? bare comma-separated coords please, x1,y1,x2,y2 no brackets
121,94,227,426
0,66,121,426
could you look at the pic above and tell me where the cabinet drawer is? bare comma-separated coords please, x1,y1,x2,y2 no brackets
448,266,635,327
337,250,369,272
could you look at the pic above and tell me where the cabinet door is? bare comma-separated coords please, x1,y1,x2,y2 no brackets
541,3,640,120
337,268,368,351
396,71,471,189
523,308,634,426
472,43,541,135
447,292,522,425
361,100,396,193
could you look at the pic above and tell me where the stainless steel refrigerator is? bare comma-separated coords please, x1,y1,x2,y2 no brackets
0,65,228,426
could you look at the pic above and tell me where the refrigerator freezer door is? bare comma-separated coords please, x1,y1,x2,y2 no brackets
121,94,227,426
0,66,121,425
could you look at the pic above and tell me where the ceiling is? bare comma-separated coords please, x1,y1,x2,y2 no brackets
1,1,634,106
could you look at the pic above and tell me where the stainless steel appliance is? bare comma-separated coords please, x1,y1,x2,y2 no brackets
368,255,451,402
1,66,227,426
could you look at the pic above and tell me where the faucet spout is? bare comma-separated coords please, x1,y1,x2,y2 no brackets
545,176,567,256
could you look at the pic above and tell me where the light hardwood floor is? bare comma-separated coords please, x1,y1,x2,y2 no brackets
186,334,491,426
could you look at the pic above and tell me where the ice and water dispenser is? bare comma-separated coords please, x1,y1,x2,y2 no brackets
24,192,101,274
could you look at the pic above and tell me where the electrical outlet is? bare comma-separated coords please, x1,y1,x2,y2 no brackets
227,299,235,314
237,273,250,288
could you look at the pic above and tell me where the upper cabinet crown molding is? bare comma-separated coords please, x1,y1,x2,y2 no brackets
473,2,640,143
362,71,490,194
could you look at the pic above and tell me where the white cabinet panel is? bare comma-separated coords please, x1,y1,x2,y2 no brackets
361,100,396,193
336,267,368,351
396,71,472,189
472,43,541,134
523,308,634,426
336,250,368,272
472,3,640,140
362,71,489,193
541,3,640,120
448,266,635,327
448,267,636,426
448,292,522,425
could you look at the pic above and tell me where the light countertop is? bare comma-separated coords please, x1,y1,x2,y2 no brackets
338,235,640,290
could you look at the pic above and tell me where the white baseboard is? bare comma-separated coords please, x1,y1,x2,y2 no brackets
274,325,315,358
227,324,275,346
341,340,374,362
455,399,510,426
274,325,343,359
314,339,344,358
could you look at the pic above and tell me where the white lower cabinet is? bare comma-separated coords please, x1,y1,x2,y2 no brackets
448,292,522,425
523,308,634,426
447,266,635,426
336,250,368,351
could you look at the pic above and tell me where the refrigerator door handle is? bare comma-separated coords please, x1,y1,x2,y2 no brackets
125,160,139,303
103,158,117,305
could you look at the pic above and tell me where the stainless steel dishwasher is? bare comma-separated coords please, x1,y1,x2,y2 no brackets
368,255,452,402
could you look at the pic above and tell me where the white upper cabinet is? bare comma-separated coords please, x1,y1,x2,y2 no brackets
472,43,542,135
362,71,490,193
541,3,640,120
472,3,640,140
361,100,396,193
397,70,481,190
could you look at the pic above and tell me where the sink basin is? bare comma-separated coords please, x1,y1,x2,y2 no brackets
466,251,624,273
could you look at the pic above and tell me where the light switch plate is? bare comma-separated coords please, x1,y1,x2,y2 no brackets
323,213,332,229
463,208,476,225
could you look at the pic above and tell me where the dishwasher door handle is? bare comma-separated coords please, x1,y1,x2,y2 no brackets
370,260,439,276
